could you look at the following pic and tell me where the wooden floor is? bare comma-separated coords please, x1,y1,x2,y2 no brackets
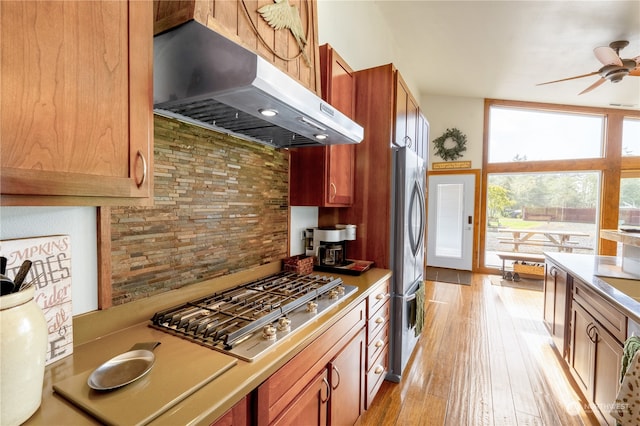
357,273,600,426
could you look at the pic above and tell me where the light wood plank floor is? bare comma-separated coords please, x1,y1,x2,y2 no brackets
357,274,600,426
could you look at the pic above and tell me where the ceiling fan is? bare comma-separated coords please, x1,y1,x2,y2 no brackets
537,40,640,95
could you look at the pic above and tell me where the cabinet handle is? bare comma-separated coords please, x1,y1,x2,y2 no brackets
375,339,384,348
321,377,331,403
586,323,600,343
550,267,557,277
331,365,341,390
404,135,412,148
134,150,147,188
329,182,337,201
375,316,385,324
375,293,386,301
374,365,384,375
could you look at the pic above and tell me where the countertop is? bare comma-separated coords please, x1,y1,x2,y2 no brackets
601,229,640,248
24,263,392,425
545,252,640,324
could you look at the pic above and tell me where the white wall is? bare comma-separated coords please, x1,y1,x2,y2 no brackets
0,207,98,314
420,94,485,170
316,1,485,170
289,207,318,255
317,0,420,101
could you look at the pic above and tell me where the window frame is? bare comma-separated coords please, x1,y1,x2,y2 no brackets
478,99,640,274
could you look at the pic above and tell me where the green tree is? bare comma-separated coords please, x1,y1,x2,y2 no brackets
487,184,512,226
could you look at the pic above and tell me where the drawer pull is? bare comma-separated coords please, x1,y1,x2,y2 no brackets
375,293,385,300
375,340,384,348
375,317,384,324
374,365,384,375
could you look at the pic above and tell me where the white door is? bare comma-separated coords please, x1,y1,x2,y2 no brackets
427,174,475,270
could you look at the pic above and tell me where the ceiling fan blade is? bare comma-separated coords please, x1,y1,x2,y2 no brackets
578,77,606,95
594,46,623,66
537,71,600,86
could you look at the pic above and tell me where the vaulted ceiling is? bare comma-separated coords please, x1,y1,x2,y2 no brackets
374,0,640,110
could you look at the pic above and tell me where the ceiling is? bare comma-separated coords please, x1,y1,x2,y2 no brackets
373,0,640,110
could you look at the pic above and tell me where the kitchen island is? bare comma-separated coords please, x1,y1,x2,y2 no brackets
24,263,392,425
544,251,640,426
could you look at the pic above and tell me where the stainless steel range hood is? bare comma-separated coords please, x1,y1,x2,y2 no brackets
153,21,364,148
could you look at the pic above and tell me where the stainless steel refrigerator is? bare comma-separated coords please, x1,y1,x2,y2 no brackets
387,146,426,382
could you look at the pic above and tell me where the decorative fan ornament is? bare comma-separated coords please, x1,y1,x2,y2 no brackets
537,40,640,95
258,0,311,67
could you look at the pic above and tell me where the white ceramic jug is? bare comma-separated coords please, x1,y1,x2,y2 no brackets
0,286,47,425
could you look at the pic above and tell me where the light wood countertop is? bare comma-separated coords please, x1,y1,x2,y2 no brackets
24,263,392,425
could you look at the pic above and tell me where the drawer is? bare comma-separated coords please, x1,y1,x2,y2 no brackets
367,279,390,318
573,278,626,343
367,321,389,369
366,344,388,409
367,300,390,342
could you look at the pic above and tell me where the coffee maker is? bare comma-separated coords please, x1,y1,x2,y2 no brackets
305,225,356,267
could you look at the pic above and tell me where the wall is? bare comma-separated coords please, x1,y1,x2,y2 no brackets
109,116,289,305
420,94,485,170
0,207,98,314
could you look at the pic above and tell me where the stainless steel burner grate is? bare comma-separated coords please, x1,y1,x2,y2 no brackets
150,272,357,361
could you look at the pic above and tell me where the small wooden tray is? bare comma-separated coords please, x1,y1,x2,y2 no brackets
314,260,374,276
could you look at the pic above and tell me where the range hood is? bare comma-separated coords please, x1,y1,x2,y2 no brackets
153,21,364,148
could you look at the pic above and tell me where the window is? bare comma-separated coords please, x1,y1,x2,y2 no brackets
622,118,640,157
485,172,598,268
620,174,640,227
487,106,604,163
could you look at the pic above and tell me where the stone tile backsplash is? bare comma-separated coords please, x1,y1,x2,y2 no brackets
109,115,289,305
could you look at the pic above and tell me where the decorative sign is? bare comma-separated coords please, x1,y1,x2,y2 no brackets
0,235,73,365
432,161,472,170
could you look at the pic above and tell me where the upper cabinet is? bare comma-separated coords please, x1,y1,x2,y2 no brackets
289,44,356,207
416,112,429,161
153,0,321,95
331,63,429,267
393,72,420,151
1,1,154,206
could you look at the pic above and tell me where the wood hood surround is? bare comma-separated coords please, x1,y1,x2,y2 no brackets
153,0,321,96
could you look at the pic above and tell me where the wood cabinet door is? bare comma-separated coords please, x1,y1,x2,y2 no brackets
272,369,329,426
594,326,622,426
393,72,419,150
393,73,409,148
416,112,429,160
543,261,556,335
1,0,153,205
289,44,354,207
552,265,569,357
211,396,250,426
570,302,595,397
329,328,365,425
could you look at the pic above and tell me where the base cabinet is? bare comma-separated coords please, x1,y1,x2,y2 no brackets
272,370,329,426
210,396,250,426
569,279,624,426
256,301,366,426
365,279,390,408
329,328,366,424
543,260,570,358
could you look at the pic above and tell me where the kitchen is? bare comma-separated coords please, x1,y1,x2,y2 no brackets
1,1,640,425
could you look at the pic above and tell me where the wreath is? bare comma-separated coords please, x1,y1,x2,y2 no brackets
433,128,467,161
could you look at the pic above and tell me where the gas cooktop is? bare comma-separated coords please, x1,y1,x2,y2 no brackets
150,272,357,361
